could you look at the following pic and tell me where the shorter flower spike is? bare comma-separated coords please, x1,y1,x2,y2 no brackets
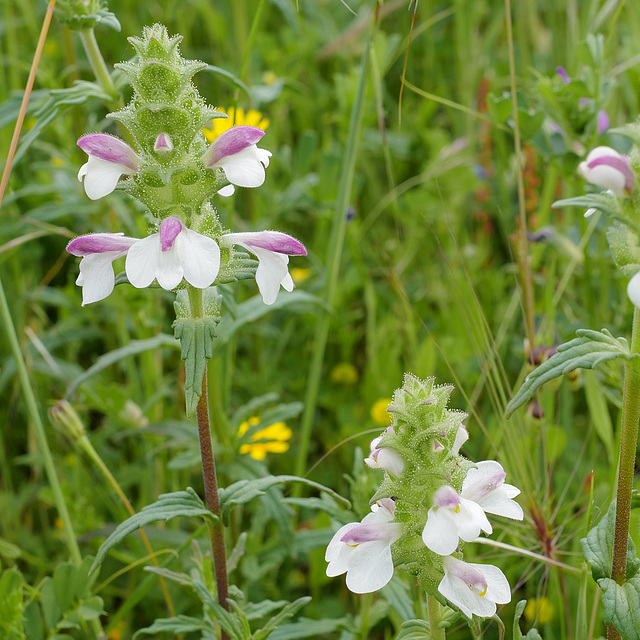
221,231,307,305
578,146,635,198
438,556,511,619
77,134,142,200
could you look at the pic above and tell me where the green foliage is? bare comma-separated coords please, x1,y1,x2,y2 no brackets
513,600,543,640
506,329,633,417
0,568,25,639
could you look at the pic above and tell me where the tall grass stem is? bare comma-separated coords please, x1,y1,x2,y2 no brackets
294,3,378,479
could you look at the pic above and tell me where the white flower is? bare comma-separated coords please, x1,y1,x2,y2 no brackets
220,231,307,305
201,126,272,197
438,556,511,619
628,272,640,308
422,485,492,556
325,498,402,594
461,460,523,520
451,425,468,455
578,146,634,198
67,217,220,304
77,133,142,200
364,430,405,476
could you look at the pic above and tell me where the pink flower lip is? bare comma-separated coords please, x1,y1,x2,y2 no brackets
433,485,460,508
160,217,183,252
77,134,141,171
205,126,265,166
588,154,634,194
225,231,307,256
67,233,137,256
340,522,401,545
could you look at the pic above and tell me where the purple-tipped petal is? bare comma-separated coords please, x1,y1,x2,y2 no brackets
78,134,142,171
588,155,635,194
433,485,460,508
154,132,174,152
340,522,402,544
223,231,307,256
67,232,138,256
160,217,183,252
556,66,570,84
202,126,266,166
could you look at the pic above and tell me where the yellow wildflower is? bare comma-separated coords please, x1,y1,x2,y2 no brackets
203,107,270,142
524,597,554,624
262,71,278,85
371,398,392,426
290,267,310,283
108,620,126,640
238,417,292,460
330,362,359,385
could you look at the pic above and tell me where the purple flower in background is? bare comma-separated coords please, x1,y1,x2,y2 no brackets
556,66,570,84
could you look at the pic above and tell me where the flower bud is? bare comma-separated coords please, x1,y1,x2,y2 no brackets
578,146,634,198
49,400,86,441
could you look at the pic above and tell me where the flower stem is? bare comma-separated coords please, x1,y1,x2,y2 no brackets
78,28,118,103
427,594,446,640
608,306,640,639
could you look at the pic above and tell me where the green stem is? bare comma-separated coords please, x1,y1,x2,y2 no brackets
78,28,118,102
294,4,378,479
608,306,640,639
188,287,230,636
0,275,105,639
358,592,371,640
427,594,445,640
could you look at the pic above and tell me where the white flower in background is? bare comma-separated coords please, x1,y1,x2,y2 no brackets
364,429,405,476
438,556,511,619
578,146,635,198
221,231,306,305
201,125,272,197
77,133,142,200
422,485,492,556
325,498,402,594
461,460,524,520
628,272,640,308
67,217,220,304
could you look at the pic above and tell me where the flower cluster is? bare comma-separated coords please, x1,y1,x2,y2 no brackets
325,375,524,622
66,25,305,307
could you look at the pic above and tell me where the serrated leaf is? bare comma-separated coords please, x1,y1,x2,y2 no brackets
90,488,215,574
599,576,640,640
581,501,640,582
394,619,433,639
506,329,631,417
513,600,542,640
173,316,219,416
133,615,217,638
219,475,349,526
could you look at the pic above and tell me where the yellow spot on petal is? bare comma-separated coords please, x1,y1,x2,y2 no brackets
453,504,460,513
524,597,554,624
478,587,487,597
330,362,359,385
370,398,392,426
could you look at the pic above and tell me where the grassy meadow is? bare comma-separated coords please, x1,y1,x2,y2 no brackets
2,0,640,638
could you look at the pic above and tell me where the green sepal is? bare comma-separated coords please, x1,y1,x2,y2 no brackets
173,289,222,417
506,329,633,417
90,488,216,575
55,1,121,32
581,501,640,582
606,221,640,277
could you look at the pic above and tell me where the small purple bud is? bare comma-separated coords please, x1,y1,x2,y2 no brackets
556,66,570,84
159,217,183,252
346,206,357,222
154,133,174,153
597,110,609,134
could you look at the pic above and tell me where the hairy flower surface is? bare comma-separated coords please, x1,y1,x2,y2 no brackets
325,499,402,594
578,146,634,198
438,556,511,619
221,231,306,305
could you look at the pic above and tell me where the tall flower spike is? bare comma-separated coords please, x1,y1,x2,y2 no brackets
77,134,142,200
578,146,635,198
438,556,511,619
221,231,307,305
325,499,402,594
201,126,272,196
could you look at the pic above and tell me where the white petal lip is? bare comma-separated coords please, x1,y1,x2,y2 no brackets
629,272,640,308
578,146,634,197
422,508,461,556
344,539,394,594
78,156,135,200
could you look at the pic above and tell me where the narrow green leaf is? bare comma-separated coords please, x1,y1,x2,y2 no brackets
268,617,349,640
506,329,631,417
584,370,615,464
219,475,350,525
173,316,219,416
133,615,216,638
599,576,640,640
581,501,640,582
553,193,640,235
254,596,312,640
90,488,215,574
